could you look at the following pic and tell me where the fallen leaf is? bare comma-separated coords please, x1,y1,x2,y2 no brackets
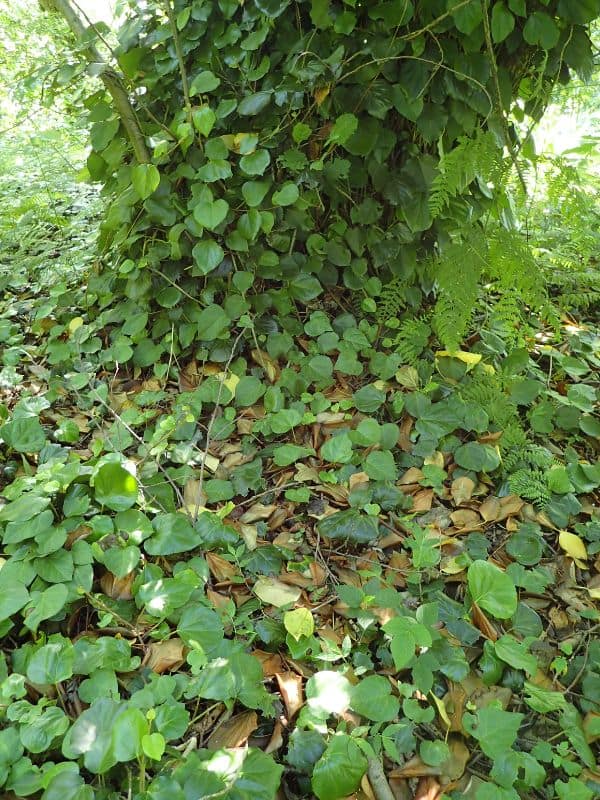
100,571,135,601
240,503,277,523
206,552,239,582
470,601,499,641
144,639,185,674
252,649,285,677
412,488,433,512
276,671,304,719
559,530,588,568
251,348,279,382
440,736,470,783
207,711,258,750
450,509,482,532
398,467,424,485
265,719,285,754
253,576,302,607
451,477,475,505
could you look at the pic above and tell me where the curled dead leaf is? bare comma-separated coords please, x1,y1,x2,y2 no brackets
100,571,134,601
276,671,304,720
144,638,185,674
207,711,258,750
451,476,475,506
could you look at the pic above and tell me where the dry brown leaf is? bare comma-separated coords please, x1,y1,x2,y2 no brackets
252,649,285,677
276,671,304,719
144,638,185,674
65,524,92,548
498,494,524,518
183,479,207,514
470,601,499,641
207,711,258,750
251,348,279,382
309,561,327,586
389,756,439,779
206,552,239,582
450,509,482,532
451,477,475,506
100,571,135,601
441,736,470,783
268,506,291,530
240,503,277,523
349,471,370,490
206,588,231,612
178,360,201,391
398,467,425,485
412,489,434,512
478,496,501,522
549,606,571,629
265,719,285,754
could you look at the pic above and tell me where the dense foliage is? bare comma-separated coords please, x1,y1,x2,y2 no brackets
0,2,599,800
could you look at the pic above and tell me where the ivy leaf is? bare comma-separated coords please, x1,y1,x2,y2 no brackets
0,416,46,453
462,706,523,759
190,71,221,94
491,2,515,42
131,164,160,200
284,607,315,641
253,0,291,18
23,584,68,634
193,197,229,230
494,635,537,675
240,149,271,176
272,182,299,206
523,12,560,49
327,113,358,146
350,675,400,722
468,560,517,619
317,509,380,544
192,106,216,136
94,463,138,512
197,304,230,340
451,0,483,34
145,513,199,555
192,238,224,276
454,442,500,472
312,734,368,800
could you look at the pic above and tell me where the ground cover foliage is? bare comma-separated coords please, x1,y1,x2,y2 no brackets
0,0,600,799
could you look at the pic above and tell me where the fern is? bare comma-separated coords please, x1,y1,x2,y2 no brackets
429,130,503,219
390,317,431,365
460,374,517,429
375,277,408,324
431,228,487,350
508,468,551,508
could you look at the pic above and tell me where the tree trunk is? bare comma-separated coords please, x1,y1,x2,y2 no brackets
45,0,149,164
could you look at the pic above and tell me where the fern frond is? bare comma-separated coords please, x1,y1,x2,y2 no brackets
508,468,550,508
432,229,487,350
429,130,503,219
391,317,431,365
376,278,409,324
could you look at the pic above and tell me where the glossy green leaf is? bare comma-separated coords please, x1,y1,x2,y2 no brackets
94,463,138,511
468,560,517,619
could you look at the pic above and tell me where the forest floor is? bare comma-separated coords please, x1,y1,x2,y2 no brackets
0,128,599,800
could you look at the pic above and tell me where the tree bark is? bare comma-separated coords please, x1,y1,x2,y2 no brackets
45,0,150,163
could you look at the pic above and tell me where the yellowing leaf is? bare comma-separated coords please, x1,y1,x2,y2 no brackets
435,350,482,368
284,607,314,641
254,576,301,607
68,316,84,334
559,530,588,567
314,85,330,106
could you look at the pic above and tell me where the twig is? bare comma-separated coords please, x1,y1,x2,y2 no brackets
367,758,396,800
481,0,527,193
195,326,248,520
162,0,193,126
